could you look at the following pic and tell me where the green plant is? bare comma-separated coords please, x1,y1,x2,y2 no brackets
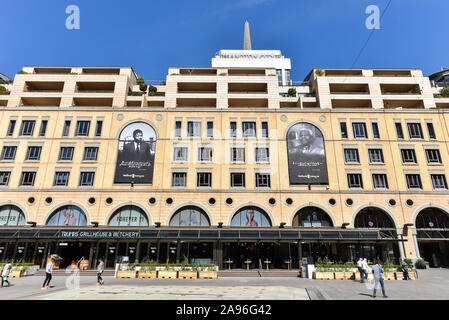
415,258,426,269
170,73,179,76
137,76,145,84
139,82,148,92
148,85,157,93
17,70,28,74
68,72,78,75
128,91,144,96
148,91,165,96
405,258,413,269
315,68,325,77
161,80,166,85
219,73,228,76
0,85,6,92
287,88,297,97
440,86,449,98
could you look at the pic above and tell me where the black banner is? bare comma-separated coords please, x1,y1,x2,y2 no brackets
286,122,328,185
114,121,156,184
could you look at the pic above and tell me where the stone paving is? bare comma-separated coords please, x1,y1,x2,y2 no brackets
0,269,448,300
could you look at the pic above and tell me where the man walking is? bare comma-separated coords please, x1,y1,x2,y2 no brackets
1,261,12,287
97,258,105,286
42,258,55,289
372,262,388,298
361,258,369,282
357,258,364,283
401,259,410,280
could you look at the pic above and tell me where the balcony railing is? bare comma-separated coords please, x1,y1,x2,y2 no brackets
228,91,267,94
330,92,370,95
177,91,216,94
381,91,422,95
76,90,115,93
432,81,449,88
279,81,310,86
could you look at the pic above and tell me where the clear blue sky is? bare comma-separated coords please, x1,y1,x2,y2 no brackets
1,0,447,81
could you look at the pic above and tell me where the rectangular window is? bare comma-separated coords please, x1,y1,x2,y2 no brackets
198,147,212,162
255,173,271,188
62,120,71,137
172,172,187,187
340,122,348,139
20,171,36,186
230,173,245,187
197,172,212,187
54,172,70,186
347,173,363,189
59,147,74,161
230,121,237,138
83,147,99,161
173,147,188,161
207,121,213,138
352,122,367,138
401,149,417,164
0,172,11,186
395,122,404,139
230,147,245,162
276,69,282,85
425,149,442,164
372,174,389,189
26,146,42,161
261,121,269,138
76,121,90,136
344,149,360,163
285,70,291,84
175,121,182,138
79,172,95,186
1,146,17,160
431,174,448,189
371,122,380,139
368,149,384,163
187,121,201,137
427,123,436,139
242,122,256,137
95,121,103,137
407,123,424,139
406,174,422,189
39,120,48,137
20,120,36,136
255,148,269,163
7,120,16,136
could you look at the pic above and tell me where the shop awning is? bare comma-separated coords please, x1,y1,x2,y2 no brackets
417,229,449,240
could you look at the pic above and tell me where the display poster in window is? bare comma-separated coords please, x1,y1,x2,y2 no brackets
286,122,329,185
114,122,156,184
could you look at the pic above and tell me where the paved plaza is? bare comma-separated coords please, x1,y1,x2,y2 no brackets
0,269,449,300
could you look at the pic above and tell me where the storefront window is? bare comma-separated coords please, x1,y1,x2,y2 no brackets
46,205,87,226
169,206,210,226
354,207,395,228
108,205,149,227
416,207,449,229
0,205,26,226
292,206,333,227
231,206,272,227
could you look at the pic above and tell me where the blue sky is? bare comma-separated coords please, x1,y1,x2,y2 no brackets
1,0,447,81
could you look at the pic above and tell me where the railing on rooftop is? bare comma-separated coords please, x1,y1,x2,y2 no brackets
279,81,310,86
432,81,449,88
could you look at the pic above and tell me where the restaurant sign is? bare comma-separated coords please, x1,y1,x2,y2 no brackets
60,230,139,239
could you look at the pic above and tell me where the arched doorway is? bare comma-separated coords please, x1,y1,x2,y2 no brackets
108,205,150,227
415,207,449,267
292,206,333,227
169,206,210,227
0,205,29,263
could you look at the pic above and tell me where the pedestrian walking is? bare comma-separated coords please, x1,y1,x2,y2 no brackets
1,261,12,287
357,258,364,283
401,259,410,280
42,258,55,289
361,258,369,282
372,262,388,298
97,258,105,286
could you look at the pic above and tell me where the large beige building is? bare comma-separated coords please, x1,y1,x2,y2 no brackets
1,55,449,270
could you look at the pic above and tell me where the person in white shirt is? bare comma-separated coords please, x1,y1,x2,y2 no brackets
1,261,12,287
357,258,364,283
361,258,370,282
42,258,55,289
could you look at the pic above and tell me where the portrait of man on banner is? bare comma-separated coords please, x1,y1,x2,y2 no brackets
286,122,329,185
114,122,156,184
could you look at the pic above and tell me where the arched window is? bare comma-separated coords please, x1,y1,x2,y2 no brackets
354,207,395,228
46,205,87,226
231,206,272,227
292,206,333,227
0,205,26,226
169,206,210,226
416,207,449,229
108,205,149,227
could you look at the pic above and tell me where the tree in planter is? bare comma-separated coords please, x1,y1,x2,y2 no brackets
149,85,157,93
440,86,449,98
17,70,28,74
287,88,297,97
137,76,145,84
315,68,325,77
0,85,8,94
414,258,426,269
139,82,148,93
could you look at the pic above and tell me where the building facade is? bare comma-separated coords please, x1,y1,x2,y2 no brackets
1,59,449,270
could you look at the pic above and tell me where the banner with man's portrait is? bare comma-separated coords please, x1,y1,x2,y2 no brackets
286,122,329,185
114,121,156,184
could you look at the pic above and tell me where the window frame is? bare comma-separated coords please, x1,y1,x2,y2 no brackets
230,172,246,188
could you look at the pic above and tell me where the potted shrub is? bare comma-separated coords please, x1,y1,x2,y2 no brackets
139,82,148,93
315,68,325,77
439,86,449,98
0,85,9,95
287,88,297,97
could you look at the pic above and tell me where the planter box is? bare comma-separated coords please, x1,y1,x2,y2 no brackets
9,270,24,278
409,271,418,280
354,272,362,281
334,272,345,280
137,271,157,279
313,272,334,280
394,272,404,280
158,270,178,279
198,271,217,279
367,273,374,280
344,272,355,280
383,272,396,280
116,270,137,279
178,270,198,279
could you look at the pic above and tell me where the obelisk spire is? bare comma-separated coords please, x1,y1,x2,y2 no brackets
243,21,252,50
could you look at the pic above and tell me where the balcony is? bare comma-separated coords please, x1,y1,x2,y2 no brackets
380,84,421,95
76,82,115,93
329,83,369,94
228,69,266,76
176,98,216,108
24,81,64,92
33,67,72,74
373,70,411,77
81,68,120,75
324,70,363,77
332,99,372,109
228,83,267,94
72,97,113,107
20,97,61,106
228,98,268,108
178,69,217,76
177,82,216,94
383,99,424,109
